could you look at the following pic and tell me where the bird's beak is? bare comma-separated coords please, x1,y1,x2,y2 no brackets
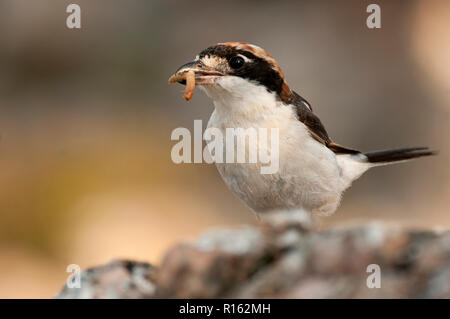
168,60,223,86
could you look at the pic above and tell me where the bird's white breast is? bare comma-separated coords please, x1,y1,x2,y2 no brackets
201,77,344,215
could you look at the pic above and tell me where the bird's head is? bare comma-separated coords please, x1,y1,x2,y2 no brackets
169,42,294,105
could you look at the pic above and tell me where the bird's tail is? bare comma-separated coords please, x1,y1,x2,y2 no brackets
336,146,437,189
363,147,437,164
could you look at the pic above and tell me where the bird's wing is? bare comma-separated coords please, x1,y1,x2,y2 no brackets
291,91,360,155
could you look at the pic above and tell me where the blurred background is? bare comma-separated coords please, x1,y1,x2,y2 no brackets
0,0,449,298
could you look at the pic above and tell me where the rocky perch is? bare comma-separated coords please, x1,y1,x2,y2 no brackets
56,211,450,298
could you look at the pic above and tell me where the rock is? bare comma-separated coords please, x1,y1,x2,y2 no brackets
56,211,450,298
56,259,157,299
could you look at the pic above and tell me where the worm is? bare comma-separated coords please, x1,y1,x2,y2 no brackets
183,70,195,101
168,70,196,101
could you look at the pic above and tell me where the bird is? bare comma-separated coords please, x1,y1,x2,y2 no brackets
169,42,436,216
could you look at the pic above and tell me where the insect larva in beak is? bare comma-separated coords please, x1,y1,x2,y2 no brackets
168,73,184,84
168,71,196,101
184,70,195,101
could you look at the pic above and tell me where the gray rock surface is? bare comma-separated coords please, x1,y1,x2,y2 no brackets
56,211,450,298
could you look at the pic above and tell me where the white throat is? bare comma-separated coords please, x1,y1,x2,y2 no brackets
200,76,281,121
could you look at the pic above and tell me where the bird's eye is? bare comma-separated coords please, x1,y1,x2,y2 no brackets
229,56,245,69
